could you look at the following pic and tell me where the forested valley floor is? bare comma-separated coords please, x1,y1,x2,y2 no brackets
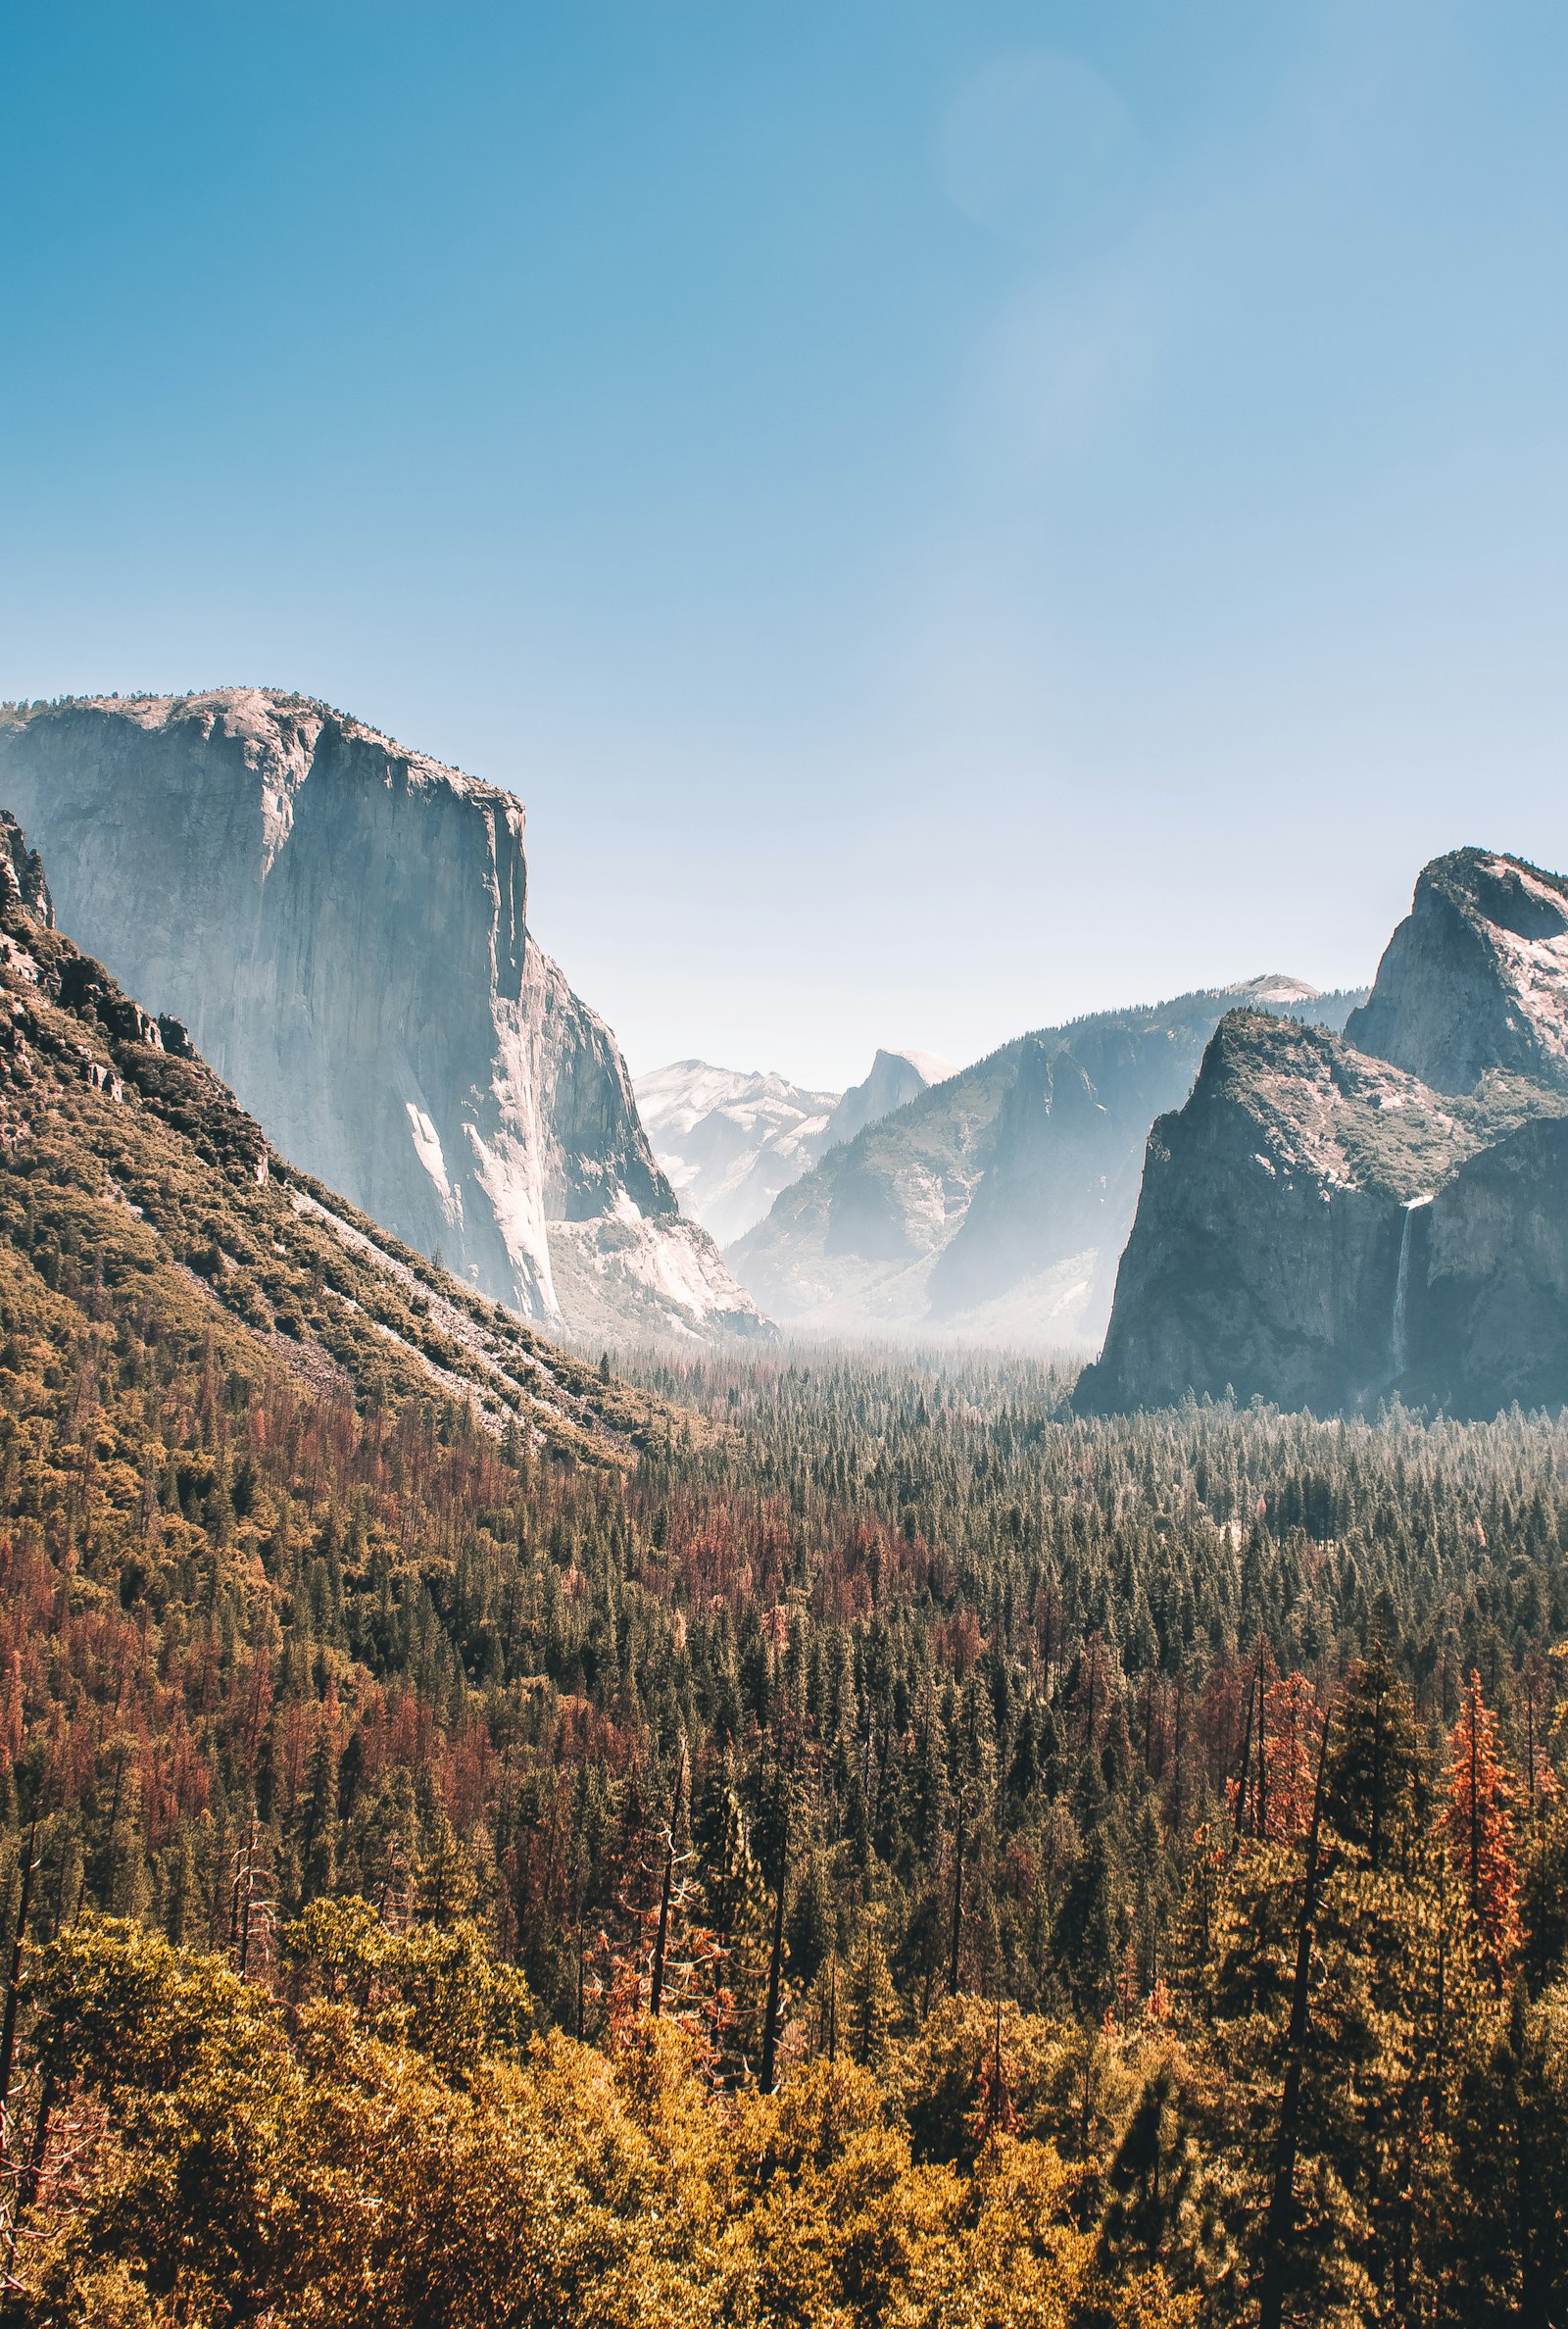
0,1234,1565,2323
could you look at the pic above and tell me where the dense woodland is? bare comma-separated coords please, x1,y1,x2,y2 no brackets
0,897,1563,2325
0,1267,1565,2323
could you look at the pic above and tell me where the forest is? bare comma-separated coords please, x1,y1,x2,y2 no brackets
0,1227,1563,2324
0,899,1561,2324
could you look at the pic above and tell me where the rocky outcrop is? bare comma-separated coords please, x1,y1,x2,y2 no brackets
1345,848,1568,1093
1080,850,1568,1417
0,690,765,1343
730,982,1366,1348
0,812,52,927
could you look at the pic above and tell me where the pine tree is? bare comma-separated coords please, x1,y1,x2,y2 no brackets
1325,1636,1420,1871
416,1808,476,1928
843,1910,898,2068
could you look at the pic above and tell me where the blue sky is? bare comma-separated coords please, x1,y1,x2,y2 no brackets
4,2,1568,1088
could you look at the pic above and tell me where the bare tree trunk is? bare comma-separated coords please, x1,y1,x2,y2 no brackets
649,1835,673,2019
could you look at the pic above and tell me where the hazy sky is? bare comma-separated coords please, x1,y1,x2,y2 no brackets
5,3,1568,1088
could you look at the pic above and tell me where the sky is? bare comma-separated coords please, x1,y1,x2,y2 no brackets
4,1,1568,1090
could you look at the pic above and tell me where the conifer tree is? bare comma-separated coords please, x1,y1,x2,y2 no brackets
1445,1671,1524,1981
1325,1636,1419,1870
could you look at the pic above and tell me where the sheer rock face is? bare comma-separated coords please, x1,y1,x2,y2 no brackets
1080,849,1568,1417
1076,1015,1469,1413
1346,848,1568,1094
0,690,766,1342
1417,1117,1568,1412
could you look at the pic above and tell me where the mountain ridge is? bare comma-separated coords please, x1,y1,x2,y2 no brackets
0,814,679,1461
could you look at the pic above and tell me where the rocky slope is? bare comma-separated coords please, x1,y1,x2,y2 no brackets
1079,850,1568,1417
0,691,765,1345
636,1047,953,1245
1345,848,1568,1093
728,979,1364,1347
0,820,676,1462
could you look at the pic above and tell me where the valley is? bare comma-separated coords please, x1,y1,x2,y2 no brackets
0,768,1561,2326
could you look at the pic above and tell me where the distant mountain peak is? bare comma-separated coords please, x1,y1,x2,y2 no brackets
635,1045,954,1247
875,1045,956,1084
729,980,1367,1351
1226,973,1321,1005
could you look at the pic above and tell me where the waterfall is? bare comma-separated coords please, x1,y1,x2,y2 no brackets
1391,1196,1432,1378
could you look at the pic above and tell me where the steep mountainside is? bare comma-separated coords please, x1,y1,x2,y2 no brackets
1346,847,1568,1093
0,691,764,1345
0,825,675,1462
1081,850,1568,1417
636,1046,953,1245
729,979,1365,1347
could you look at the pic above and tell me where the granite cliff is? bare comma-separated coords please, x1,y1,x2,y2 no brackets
0,690,765,1344
729,979,1364,1347
0,812,672,1461
1079,850,1568,1416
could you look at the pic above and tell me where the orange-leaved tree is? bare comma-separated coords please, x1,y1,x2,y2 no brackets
1445,1669,1523,1981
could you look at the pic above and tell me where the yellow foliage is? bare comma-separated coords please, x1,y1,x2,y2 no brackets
17,1917,1190,2329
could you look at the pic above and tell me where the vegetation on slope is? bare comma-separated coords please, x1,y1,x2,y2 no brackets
0,890,1562,2320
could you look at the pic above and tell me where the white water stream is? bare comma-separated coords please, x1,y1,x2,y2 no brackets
1391,1195,1433,1376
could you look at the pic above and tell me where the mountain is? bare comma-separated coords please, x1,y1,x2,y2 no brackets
819,1047,956,1148
1344,847,1568,1093
0,818,673,1462
634,1061,840,1244
0,690,765,1346
1079,849,1568,1416
727,978,1365,1347
636,1046,954,1245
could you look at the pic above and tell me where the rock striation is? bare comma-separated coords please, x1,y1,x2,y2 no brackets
636,1047,954,1247
0,690,766,1344
1079,850,1568,1417
729,980,1364,1348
